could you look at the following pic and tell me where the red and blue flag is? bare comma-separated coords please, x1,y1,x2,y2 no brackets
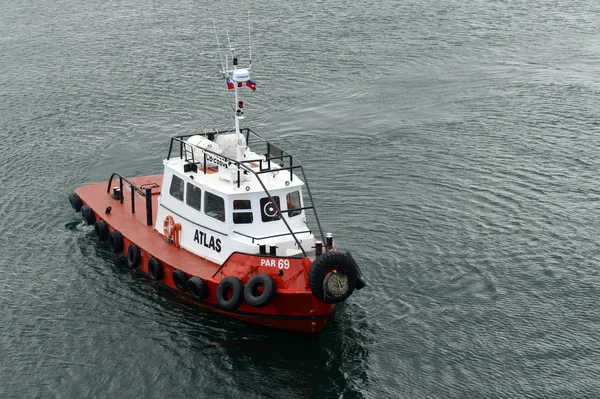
246,80,257,91
225,78,235,90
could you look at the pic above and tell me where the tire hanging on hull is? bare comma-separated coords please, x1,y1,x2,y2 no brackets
308,251,358,304
148,257,163,281
216,277,244,311
173,269,188,292
187,276,209,301
108,230,124,253
244,274,276,308
345,251,366,290
81,205,95,226
94,220,109,241
69,193,83,212
127,243,141,268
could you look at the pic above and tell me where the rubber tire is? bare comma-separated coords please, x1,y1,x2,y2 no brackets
94,220,109,241
81,205,95,225
244,274,276,308
69,193,83,212
127,243,141,268
187,276,209,301
308,251,358,304
216,276,244,311
148,257,163,281
173,269,188,292
108,230,124,253
356,275,367,291
345,251,366,290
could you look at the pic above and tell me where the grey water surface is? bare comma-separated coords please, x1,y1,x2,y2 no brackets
2,0,600,397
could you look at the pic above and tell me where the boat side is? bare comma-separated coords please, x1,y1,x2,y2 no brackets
73,175,335,333
75,175,219,277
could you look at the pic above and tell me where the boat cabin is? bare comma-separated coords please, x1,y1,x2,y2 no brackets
154,129,320,265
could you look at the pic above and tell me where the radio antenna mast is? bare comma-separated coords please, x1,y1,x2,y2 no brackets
213,11,255,161
211,17,225,74
248,4,252,66
226,30,234,62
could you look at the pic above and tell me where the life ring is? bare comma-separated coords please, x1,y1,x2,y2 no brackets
187,276,209,301
127,243,141,268
244,274,276,308
216,277,244,311
108,230,124,253
163,216,182,247
308,251,358,304
94,220,109,242
172,269,188,292
148,257,163,281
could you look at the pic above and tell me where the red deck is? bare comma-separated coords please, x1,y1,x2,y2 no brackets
74,175,335,333
76,175,220,277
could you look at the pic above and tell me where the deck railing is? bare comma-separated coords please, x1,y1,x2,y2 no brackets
106,173,158,226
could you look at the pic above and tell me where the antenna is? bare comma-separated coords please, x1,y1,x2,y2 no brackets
212,10,255,162
226,30,234,64
247,3,252,66
211,17,225,74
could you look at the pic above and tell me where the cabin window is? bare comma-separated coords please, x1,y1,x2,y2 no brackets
260,196,281,222
186,183,202,211
205,192,225,222
286,191,301,217
169,175,184,201
233,199,253,224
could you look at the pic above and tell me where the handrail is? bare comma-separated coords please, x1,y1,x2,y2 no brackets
106,173,155,226
233,229,312,243
242,129,327,248
167,128,328,255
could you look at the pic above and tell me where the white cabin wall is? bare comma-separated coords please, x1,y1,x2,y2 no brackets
155,161,316,262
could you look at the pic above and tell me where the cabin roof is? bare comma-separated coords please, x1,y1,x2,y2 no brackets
163,157,305,196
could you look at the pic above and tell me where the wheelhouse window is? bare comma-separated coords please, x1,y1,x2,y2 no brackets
233,199,253,224
286,191,301,217
169,175,184,201
260,196,281,222
205,192,225,222
186,183,202,211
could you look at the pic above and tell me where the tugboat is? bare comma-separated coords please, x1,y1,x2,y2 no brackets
67,33,365,333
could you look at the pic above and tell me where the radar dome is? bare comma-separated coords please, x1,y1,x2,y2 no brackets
232,69,250,82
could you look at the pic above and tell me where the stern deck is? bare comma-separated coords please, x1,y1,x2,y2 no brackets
75,174,220,277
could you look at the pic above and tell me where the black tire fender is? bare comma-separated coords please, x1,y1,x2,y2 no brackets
345,251,366,290
216,276,244,311
94,220,109,241
68,193,83,212
127,243,141,268
173,269,188,292
81,205,95,225
187,276,209,301
308,251,358,304
244,274,276,308
108,230,124,253
148,257,163,281
356,275,367,291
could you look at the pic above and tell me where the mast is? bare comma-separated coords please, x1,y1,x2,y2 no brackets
219,25,253,162
232,55,244,162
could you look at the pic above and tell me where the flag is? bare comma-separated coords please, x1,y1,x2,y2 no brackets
225,78,235,90
246,80,257,91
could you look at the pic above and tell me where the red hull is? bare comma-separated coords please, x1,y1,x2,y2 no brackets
74,175,335,333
